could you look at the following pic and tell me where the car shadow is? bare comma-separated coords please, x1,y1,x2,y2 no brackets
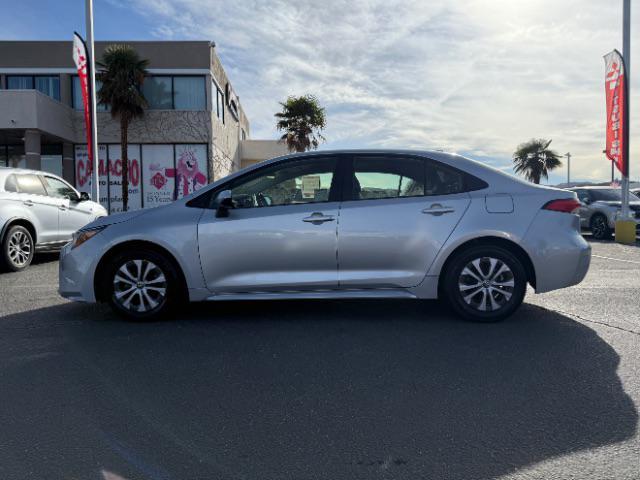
0,300,636,480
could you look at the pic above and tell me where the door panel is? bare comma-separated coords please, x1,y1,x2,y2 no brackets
41,175,94,240
337,154,471,289
197,155,341,293
14,174,61,244
338,194,470,288
198,203,339,292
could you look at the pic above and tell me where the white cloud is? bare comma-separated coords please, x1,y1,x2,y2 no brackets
123,0,639,183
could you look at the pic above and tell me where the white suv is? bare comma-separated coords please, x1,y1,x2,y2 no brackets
0,168,107,271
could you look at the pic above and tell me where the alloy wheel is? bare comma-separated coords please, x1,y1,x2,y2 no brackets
112,259,168,313
591,216,607,239
8,230,32,267
458,256,515,312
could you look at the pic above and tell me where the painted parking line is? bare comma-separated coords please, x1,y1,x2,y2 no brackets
592,254,640,265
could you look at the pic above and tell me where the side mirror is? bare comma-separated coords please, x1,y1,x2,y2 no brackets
215,190,234,218
79,192,91,202
580,197,590,205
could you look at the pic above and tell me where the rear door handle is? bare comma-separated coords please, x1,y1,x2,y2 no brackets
23,200,34,207
422,204,455,215
303,212,335,224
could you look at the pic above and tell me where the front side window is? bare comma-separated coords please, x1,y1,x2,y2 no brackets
15,174,46,196
228,157,337,208
42,176,78,200
353,156,425,200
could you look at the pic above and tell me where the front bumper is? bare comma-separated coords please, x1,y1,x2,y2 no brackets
58,240,99,303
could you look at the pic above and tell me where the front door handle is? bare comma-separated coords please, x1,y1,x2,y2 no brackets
23,200,34,207
303,212,335,224
422,204,455,216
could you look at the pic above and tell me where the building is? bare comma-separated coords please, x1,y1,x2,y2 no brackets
0,40,287,212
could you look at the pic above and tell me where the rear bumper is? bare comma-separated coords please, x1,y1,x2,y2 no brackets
523,211,591,293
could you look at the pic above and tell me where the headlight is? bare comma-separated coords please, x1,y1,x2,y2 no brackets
71,225,107,249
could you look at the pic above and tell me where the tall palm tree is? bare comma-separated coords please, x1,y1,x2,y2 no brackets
97,45,149,211
275,95,326,152
512,139,562,184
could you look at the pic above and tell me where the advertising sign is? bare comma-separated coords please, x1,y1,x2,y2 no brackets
74,144,109,209
604,49,627,175
108,145,142,213
175,144,208,199
72,33,94,167
142,145,176,208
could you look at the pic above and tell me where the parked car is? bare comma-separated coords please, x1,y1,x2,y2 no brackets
631,187,640,196
569,186,640,240
59,150,591,322
0,167,107,271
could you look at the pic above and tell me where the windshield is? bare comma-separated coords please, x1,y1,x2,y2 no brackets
591,189,640,202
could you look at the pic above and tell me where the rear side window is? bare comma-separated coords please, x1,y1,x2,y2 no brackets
4,174,18,193
425,160,488,195
16,174,47,196
353,156,425,200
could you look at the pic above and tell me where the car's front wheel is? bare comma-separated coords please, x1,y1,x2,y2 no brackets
105,249,180,320
442,246,527,322
2,225,34,272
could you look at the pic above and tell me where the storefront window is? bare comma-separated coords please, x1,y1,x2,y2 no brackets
7,75,60,101
173,76,205,110
142,76,173,109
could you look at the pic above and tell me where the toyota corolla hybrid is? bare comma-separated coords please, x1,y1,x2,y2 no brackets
59,150,591,322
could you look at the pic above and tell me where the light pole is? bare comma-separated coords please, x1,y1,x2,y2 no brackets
564,152,571,185
620,0,631,218
85,0,99,203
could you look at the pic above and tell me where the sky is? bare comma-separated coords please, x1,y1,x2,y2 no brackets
1,0,638,185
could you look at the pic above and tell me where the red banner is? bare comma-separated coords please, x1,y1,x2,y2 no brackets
73,33,93,168
604,50,627,176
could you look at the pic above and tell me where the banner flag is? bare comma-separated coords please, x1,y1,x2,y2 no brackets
604,50,628,176
72,32,94,168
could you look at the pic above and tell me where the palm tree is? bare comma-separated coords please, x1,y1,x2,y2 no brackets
97,45,149,211
513,139,562,184
275,95,326,152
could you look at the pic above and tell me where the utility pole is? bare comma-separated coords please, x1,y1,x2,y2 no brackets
565,152,571,185
86,0,99,203
621,0,631,218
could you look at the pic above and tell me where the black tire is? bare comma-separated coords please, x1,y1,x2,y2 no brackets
590,214,612,240
442,245,527,322
105,248,182,321
2,225,35,272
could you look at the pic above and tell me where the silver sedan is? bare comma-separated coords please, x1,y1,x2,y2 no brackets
59,150,591,322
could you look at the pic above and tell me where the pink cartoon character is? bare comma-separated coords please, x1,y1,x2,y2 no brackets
175,149,207,197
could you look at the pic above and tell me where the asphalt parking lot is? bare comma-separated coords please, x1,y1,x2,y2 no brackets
0,238,638,480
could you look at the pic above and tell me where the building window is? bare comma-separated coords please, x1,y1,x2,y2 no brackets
7,75,60,101
72,76,109,111
173,76,205,110
214,82,225,123
142,76,173,109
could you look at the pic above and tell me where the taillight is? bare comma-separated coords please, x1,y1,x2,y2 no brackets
542,198,581,213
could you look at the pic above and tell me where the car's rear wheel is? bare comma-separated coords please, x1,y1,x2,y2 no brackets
442,246,527,322
2,225,34,272
590,214,612,240
105,249,180,320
